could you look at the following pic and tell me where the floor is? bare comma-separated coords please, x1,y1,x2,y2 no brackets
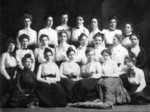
0,105,150,112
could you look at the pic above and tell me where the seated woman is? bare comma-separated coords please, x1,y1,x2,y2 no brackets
123,53,150,104
0,39,17,97
97,49,130,105
36,48,66,107
60,47,80,102
75,33,88,66
111,34,129,71
16,34,35,71
55,30,75,67
72,48,102,103
128,34,150,94
93,32,106,63
9,54,38,108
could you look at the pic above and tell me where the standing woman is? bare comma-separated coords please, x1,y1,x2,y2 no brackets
97,49,130,105
72,48,102,103
16,34,35,71
121,23,133,48
102,16,122,48
93,32,106,63
0,39,17,96
55,30,75,67
38,15,58,48
36,48,66,107
123,53,150,104
128,34,150,93
88,17,102,47
60,47,80,102
17,13,37,50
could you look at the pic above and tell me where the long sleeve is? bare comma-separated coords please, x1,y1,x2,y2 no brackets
60,62,67,78
91,62,102,78
16,71,24,92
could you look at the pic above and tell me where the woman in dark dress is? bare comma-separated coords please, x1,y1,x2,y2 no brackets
35,48,66,107
97,49,130,105
72,48,102,103
123,53,150,104
0,39,17,105
9,54,38,108
60,47,80,102
128,34,150,94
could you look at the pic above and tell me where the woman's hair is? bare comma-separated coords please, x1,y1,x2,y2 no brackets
85,47,94,55
125,52,136,65
78,33,88,41
39,34,49,41
93,32,104,41
77,14,85,20
19,34,29,42
108,15,118,23
101,49,112,56
130,33,140,40
90,16,99,23
66,46,76,56
21,53,33,63
125,22,133,29
44,48,53,56
44,15,53,21
23,13,33,21
114,34,122,43
5,38,16,48
58,30,68,39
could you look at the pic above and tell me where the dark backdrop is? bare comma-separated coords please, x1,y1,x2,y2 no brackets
0,0,150,67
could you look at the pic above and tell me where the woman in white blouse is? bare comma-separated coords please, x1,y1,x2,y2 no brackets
102,16,122,48
93,32,106,63
72,48,102,102
60,47,80,102
0,39,17,95
88,17,102,47
36,48,66,107
17,14,37,50
55,30,75,67
38,15,58,48
16,34,35,71
97,49,130,104
122,53,150,104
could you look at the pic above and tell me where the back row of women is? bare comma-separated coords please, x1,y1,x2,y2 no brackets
0,13,150,108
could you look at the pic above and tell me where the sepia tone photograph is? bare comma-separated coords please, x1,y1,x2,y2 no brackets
0,0,150,111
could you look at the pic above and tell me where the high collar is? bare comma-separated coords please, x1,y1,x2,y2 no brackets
77,24,84,29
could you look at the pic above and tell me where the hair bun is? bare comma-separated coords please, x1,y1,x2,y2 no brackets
24,53,32,58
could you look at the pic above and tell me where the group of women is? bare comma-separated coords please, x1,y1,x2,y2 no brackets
0,13,150,108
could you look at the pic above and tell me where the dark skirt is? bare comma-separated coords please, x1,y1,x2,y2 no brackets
72,78,99,103
60,78,77,103
35,82,67,107
97,77,131,105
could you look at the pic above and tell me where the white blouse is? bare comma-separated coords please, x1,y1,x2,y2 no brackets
102,29,122,45
17,28,37,48
34,47,55,63
38,27,58,46
71,25,89,42
81,61,102,78
102,59,119,77
131,45,140,57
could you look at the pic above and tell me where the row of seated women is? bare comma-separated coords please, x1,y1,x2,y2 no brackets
0,13,150,108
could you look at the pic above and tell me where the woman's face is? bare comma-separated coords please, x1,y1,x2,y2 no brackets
124,24,133,34
113,36,119,46
41,37,49,46
61,14,68,24
44,52,53,61
21,38,29,48
59,32,67,43
91,18,98,29
102,52,110,61
8,43,15,52
76,16,84,26
24,18,31,28
109,19,117,29
80,36,88,47
130,35,138,46
94,36,102,46
124,58,134,68
87,51,95,62
46,17,53,27
68,51,75,61
23,58,32,69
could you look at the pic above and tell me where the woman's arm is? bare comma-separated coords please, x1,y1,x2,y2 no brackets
16,50,24,70
0,53,11,80
60,62,68,78
16,71,24,93
90,62,102,78
30,50,35,71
